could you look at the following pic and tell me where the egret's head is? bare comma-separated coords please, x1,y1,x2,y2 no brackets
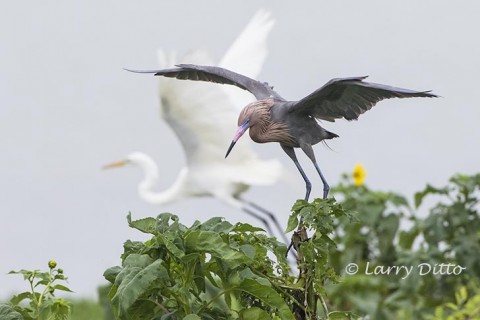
102,152,151,169
102,159,129,170
225,105,255,158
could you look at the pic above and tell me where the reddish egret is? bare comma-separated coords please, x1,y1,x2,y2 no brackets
107,11,293,243
126,64,438,201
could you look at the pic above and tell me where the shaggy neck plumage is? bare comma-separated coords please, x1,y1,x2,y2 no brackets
245,99,292,144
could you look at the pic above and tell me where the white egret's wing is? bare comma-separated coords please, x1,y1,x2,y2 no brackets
156,10,283,185
157,49,259,167
219,9,275,110
220,9,274,80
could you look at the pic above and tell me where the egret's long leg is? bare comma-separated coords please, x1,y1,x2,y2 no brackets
240,207,275,238
239,198,297,260
220,195,275,238
241,199,289,244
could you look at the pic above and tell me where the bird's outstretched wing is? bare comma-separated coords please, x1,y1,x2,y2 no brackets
126,64,284,101
290,77,438,121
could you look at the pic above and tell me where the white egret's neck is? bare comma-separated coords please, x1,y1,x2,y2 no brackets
128,152,183,205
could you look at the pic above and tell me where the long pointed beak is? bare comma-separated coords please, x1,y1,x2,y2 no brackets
102,160,127,170
225,121,250,158
225,141,237,158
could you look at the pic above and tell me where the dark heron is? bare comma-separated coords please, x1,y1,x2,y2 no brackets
127,64,438,201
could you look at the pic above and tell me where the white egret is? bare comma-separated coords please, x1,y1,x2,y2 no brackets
105,10,289,242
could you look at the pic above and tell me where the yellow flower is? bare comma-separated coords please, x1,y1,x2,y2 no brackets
352,164,367,186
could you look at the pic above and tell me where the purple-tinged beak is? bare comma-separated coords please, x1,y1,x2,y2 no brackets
225,120,250,158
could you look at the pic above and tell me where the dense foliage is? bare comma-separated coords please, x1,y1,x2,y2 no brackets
3,172,480,319
103,203,357,320
328,173,480,319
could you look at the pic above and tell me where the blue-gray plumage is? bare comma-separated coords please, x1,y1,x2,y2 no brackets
126,64,438,201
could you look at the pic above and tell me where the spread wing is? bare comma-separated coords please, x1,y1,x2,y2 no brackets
290,76,438,121
126,64,284,101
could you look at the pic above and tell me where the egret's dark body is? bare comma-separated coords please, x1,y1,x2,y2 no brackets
127,64,437,201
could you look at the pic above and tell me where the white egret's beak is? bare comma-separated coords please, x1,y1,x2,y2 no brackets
102,160,128,170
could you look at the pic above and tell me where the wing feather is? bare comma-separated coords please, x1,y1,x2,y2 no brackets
291,77,438,121
126,64,284,101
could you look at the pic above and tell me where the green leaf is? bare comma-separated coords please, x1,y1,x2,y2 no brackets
240,244,256,260
183,315,202,320
328,311,360,319
377,214,399,256
123,254,154,268
193,258,206,293
238,268,270,286
185,231,250,268
125,299,158,320
111,260,168,319
54,274,66,281
198,217,234,233
9,292,32,305
157,233,185,259
181,253,200,264
103,266,122,283
159,310,178,320
387,193,410,207
52,284,73,293
8,269,30,276
399,227,419,250
34,280,49,288
285,214,298,233
445,302,458,311
232,222,264,233
156,213,181,233
127,213,158,235
455,286,468,305
414,184,449,208
291,199,308,213
35,272,50,282
236,279,295,320
0,304,24,320
47,298,71,320
239,307,271,320
8,269,37,281
121,240,145,258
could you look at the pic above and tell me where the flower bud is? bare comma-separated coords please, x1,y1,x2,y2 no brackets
48,260,57,269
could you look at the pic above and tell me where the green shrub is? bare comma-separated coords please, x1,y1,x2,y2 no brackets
103,203,358,320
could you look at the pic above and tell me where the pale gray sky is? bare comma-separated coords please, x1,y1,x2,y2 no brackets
1,1,479,299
